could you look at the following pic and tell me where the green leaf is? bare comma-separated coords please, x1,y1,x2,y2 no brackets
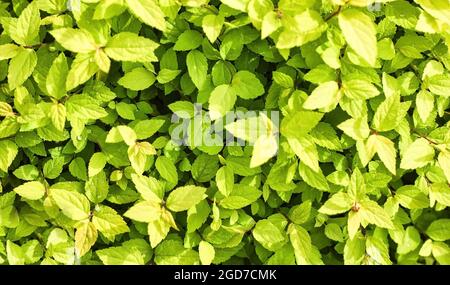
50,28,97,53
430,183,450,207
313,125,342,152
216,166,234,197
372,94,410,132
221,0,249,11
303,81,340,110
106,125,137,145
186,50,208,90
253,219,287,251
247,0,273,29
365,236,392,265
225,115,270,143
220,184,261,209
395,185,429,209
92,205,129,237
281,111,323,139
22,240,43,264
416,0,450,26
66,53,99,91
116,102,136,120
166,185,207,212
69,157,87,181
0,117,20,139
426,219,450,241
288,224,323,265
147,218,171,248
133,119,165,140
168,101,195,119
348,168,366,201
419,239,433,257
8,49,37,90
14,181,46,200
342,79,380,100
96,246,144,265
187,200,211,233
400,138,435,169
272,71,294,89
250,134,278,168
131,174,164,203
6,241,25,265
75,221,97,257
66,94,108,120
397,226,421,255
46,53,68,99
212,61,234,86
85,171,109,204
128,142,156,174
16,3,40,46
438,151,450,184
199,241,215,265
105,32,159,62
359,200,394,229
124,200,162,222
377,38,395,60
231,71,265,99
50,187,90,221
338,117,370,141
202,14,224,43
208,84,237,120
298,161,329,191
339,8,377,66
319,192,353,215
385,1,420,30
344,233,366,265
191,154,219,183
174,30,203,51
325,223,344,242
287,135,319,172
93,0,127,19
432,242,450,265
157,69,181,84
155,156,178,184
13,164,39,181
261,11,282,39
118,67,156,91
95,48,111,73
125,0,166,31
0,44,20,60
276,9,326,49
288,201,312,225
154,239,199,265
427,74,450,97
88,152,107,178
367,134,397,175
416,90,434,122
0,139,18,173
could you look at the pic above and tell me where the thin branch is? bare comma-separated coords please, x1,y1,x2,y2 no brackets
412,130,438,145
23,43,48,49
325,6,342,22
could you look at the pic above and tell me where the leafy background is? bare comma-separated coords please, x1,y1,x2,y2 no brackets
0,0,450,265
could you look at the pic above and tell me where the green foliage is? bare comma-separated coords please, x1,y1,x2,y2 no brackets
0,0,449,266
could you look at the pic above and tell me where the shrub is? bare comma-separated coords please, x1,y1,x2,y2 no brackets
0,0,449,265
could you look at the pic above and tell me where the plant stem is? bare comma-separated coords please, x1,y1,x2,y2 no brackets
325,6,342,22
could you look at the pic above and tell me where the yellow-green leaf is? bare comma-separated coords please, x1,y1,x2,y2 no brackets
339,8,377,66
